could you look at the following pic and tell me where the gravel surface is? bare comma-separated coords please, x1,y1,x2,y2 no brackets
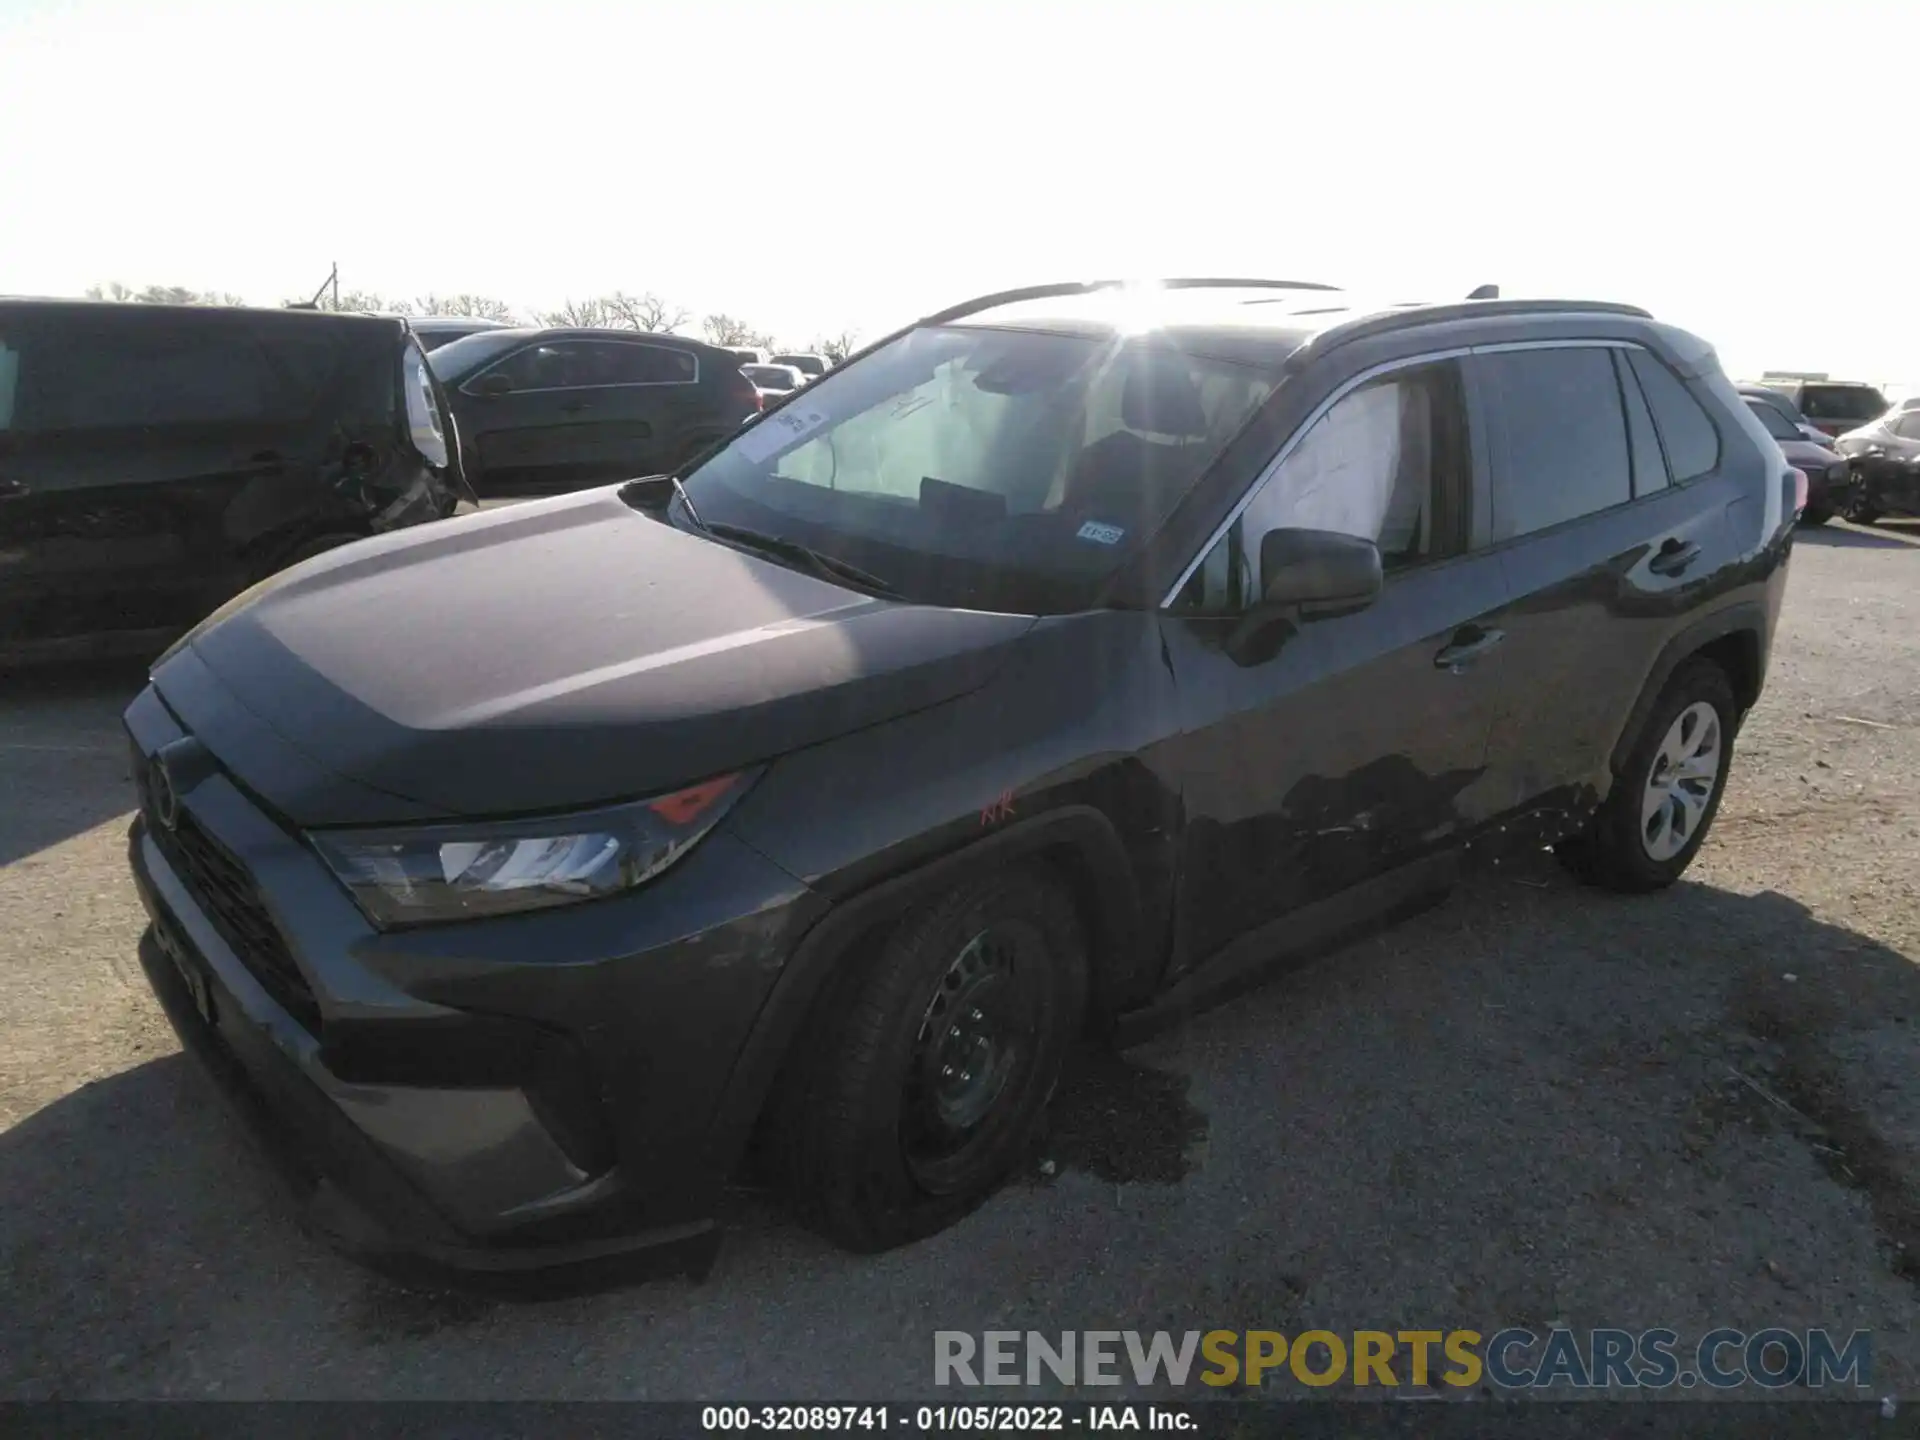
1,520,1916,1402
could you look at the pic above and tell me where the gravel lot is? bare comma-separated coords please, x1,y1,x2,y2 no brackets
2,521,1917,1402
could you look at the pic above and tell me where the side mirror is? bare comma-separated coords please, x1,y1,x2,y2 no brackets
471,372,514,397
1224,528,1383,666
1257,528,1384,613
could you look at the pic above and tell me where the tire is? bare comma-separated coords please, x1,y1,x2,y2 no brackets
767,867,1088,1252
1800,505,1833,526
1845,492,1882,525
1558,657,1737,893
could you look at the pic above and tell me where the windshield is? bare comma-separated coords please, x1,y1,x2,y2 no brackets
426,330,529,382
774,354,824,376
1800,384,1888,423
1744,398,1801,442
744,365,794,388
675,324,1285,614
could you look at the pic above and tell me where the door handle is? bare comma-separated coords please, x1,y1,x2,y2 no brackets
0,478,27,500
1648,537,1701,577
1433,625,1505,672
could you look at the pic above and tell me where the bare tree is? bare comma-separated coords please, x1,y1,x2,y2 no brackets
814,329,862,365
542,297,620,329
703,313,775,350
416,293,518,322
88,282,248,306
606,291,689,333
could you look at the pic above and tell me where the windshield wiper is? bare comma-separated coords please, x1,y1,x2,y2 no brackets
704,521,901,598
670,475,705,532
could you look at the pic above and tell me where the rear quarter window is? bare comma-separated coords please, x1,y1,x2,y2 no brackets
0,334,17,430
1626,349,1720,481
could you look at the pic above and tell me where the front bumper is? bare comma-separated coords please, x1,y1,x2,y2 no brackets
125,686,822,1292
1805,463,1855,513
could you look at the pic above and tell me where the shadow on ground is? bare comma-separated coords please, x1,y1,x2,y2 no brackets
2,857,1916,1398
1795,521,1920,550
0,660,150,867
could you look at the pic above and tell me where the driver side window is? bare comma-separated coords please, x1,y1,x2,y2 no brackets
1174,361,1465,615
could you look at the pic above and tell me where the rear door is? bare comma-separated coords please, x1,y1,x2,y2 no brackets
1160,356,1515,970
1468,340,1741,818
0,307,310,654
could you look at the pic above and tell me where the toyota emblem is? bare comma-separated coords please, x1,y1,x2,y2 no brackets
151,758,181,831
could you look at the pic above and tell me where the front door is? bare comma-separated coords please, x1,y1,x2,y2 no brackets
1161,357,1515,972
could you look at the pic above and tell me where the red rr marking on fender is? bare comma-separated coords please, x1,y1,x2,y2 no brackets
979,789,1016,826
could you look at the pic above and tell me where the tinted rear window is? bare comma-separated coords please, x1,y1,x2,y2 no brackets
1799,384,1887,423
1482,346,1632,540
12,316,340,432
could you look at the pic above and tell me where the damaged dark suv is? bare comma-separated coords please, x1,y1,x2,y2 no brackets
123,280,1797,1290
0,299,469,664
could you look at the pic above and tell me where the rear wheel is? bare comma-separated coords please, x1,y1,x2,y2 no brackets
768,868,1087,1251
1558,658,1736,892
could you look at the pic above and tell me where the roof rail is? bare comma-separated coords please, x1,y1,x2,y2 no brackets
923,277,1340,327
1295,297,1653,361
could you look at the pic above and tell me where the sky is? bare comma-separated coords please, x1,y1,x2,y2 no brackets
2,0,1915,391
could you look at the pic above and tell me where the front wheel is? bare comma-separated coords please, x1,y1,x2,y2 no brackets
768,868,1087,1252
1558,658,1737,892
1800,504,1833,526
1845,490,1882,525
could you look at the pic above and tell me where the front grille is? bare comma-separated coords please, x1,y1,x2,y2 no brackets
134,746,323,1035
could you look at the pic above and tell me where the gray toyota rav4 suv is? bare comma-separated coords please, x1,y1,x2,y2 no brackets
124,280,1797,1291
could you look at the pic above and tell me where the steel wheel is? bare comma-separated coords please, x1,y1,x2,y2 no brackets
1640,701,1722,861
903,922,1046,1194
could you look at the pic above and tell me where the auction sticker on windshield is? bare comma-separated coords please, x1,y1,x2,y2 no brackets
735,404,833,464
1077,521,1126,545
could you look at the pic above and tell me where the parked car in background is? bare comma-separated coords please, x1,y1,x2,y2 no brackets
408,316,513,352
741,362,805,403
0,299,466,665
427,327,761,496
122,278,1794,1285
728,347,768,368
1745,377,1889,439
1737,385,1828,445
770,352,830,382
1831,408,1920,524
1742,396,1851,523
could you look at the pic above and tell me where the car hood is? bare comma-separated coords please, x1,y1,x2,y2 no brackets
1778,437,1841,467
157,486,1036,824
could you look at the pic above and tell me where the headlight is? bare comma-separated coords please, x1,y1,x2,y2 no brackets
311,770,758,928
402,345,450,469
